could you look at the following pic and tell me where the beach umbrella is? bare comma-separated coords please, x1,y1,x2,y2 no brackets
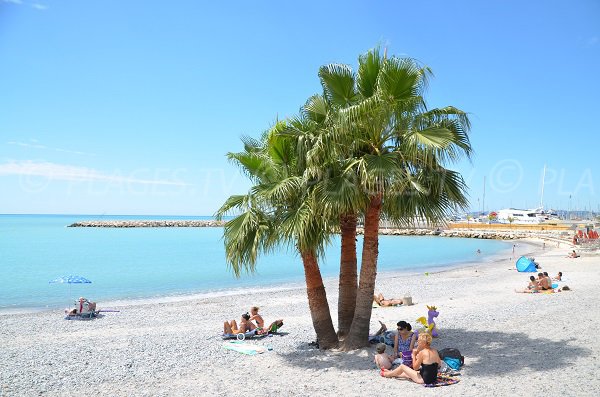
49,275,92,284
49,275,92,305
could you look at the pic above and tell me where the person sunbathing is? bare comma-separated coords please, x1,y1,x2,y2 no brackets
374,293,403,307
516,275,539,293
224,313,256,335
537,273,552,290
553,271,563,281
567,250,580,258
78,297,96,312
65,308,78,316
382,332,441,384
249,306,284,334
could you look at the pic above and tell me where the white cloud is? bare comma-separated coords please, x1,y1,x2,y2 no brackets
7,140,96,156
0,160,191,186
587,36,599,47
3,0,24,4
31,3,47,10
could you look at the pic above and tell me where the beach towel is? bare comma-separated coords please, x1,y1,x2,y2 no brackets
372,301,401,308
222,341,266,355
423,375,460,387
222,329,266,340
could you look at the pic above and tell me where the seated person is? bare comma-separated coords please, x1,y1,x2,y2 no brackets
537,273,552,290
553,271,563,281
567,250,580,258
393,320,417,367
78,297,97,313
369,320,395,346
249,306,284,334
382,332,441,384
65,308,78,316
543,272,553,288
373,293,403,307
516,275,539,293
374,343,394,370
224,313,256,335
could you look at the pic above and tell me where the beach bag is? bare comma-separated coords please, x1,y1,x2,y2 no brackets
443,357,462,370
438,348,464,366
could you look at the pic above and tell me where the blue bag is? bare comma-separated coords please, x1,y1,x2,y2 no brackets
443,357,462,370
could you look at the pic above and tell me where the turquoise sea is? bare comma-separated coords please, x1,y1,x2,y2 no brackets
0,214,512,313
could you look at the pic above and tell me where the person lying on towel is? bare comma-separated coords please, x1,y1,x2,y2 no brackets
373,293,403,307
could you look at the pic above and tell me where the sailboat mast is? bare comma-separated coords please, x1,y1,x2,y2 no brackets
540,164,546,209
482,176,486,215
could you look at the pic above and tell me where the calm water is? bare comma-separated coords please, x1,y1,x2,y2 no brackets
0,214,511,312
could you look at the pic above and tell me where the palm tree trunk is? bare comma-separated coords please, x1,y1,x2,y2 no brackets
337,213,358,339
300,250,339,349
342,194,382,350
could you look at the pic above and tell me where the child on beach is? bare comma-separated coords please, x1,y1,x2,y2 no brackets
374,343,394,370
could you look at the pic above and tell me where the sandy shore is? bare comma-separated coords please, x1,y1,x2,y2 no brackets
1,241,598,396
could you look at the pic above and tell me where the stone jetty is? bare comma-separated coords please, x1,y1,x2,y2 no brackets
67,221,572,244
68,220,225,228
369,227,572,243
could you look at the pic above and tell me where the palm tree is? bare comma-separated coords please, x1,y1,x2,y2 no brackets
319,48,473,349
216,125,339,349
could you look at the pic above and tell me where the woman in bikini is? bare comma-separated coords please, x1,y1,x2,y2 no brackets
373,293,403,307
382,332,441,384
249,306,284,334
224,313,256,335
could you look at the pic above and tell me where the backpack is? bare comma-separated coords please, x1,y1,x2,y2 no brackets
438,348,464,366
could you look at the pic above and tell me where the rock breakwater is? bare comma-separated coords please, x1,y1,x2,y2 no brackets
68,220,225,228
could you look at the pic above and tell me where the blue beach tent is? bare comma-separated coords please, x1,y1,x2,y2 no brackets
516,256,537,272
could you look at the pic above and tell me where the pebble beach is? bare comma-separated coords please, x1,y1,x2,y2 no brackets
1,240,598,397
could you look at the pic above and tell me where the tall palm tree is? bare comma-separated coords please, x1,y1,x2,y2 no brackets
314,48,473,350
216,125,339,349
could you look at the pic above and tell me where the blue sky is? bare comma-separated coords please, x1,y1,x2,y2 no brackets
1,0,598,215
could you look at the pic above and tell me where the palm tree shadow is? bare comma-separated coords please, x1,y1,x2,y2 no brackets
439,328,589,376
280,328,589,375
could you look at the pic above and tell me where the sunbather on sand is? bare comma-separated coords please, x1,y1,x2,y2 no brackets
537,273,552,290
516,275,540,293
224,313,256,335
382,332,441,384
249,306,284,334
567,250,580,258
553,271,563,281
78,297,96,312
374,293,403,307
65,308,78,316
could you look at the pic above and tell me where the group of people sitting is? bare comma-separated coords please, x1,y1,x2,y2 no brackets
518,271,567,293
372,320,441,385
223,306,283,336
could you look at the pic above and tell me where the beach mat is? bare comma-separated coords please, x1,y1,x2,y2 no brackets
222,341,266,355
423,375,460,387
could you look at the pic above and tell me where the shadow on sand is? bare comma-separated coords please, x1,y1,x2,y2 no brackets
281,327,590,376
